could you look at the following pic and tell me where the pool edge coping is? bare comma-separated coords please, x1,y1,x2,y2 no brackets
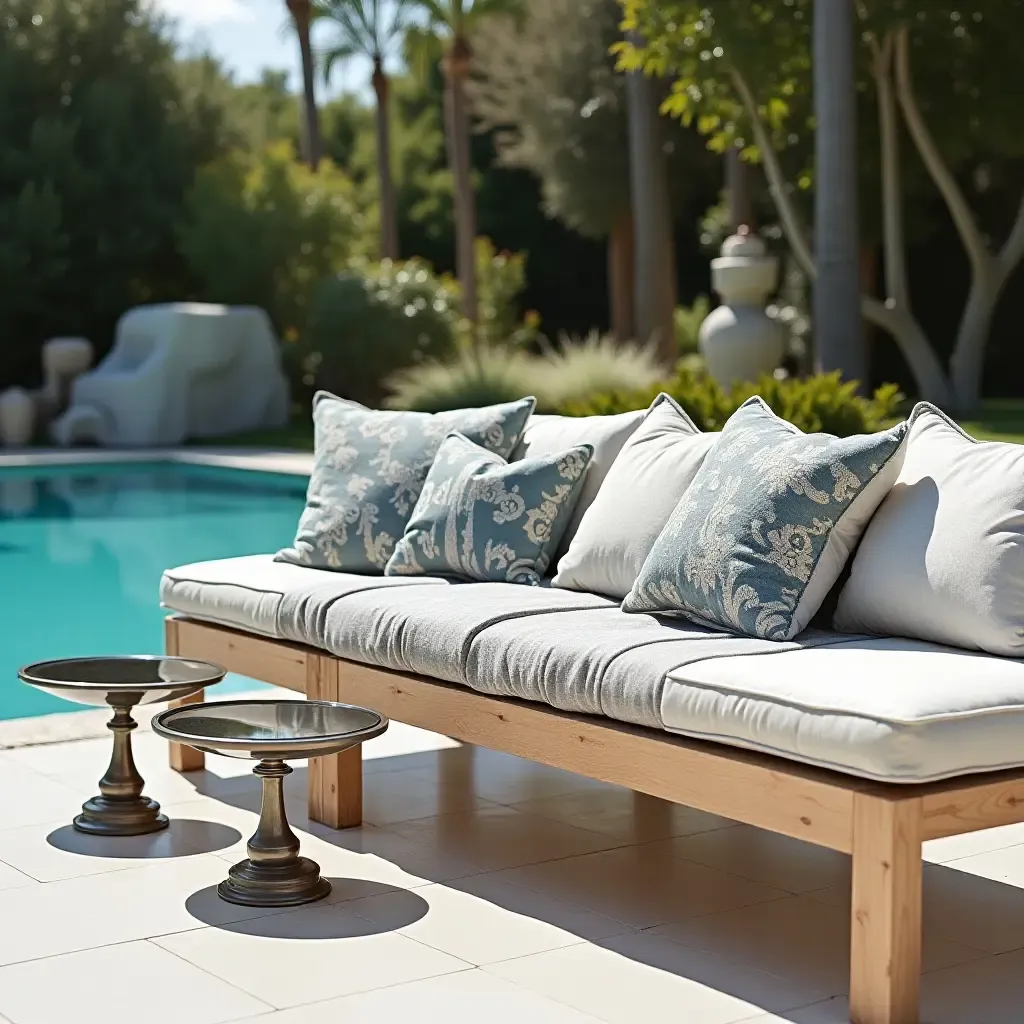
0,686,277,750
0,448,313,477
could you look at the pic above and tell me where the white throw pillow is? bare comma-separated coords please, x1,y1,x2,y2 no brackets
834,404,1024,655
513,408,645,561
552,394,717,598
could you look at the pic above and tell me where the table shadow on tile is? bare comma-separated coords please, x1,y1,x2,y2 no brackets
46,819,241,859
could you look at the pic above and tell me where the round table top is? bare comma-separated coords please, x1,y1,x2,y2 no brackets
151,699,388,760
18,656,226,708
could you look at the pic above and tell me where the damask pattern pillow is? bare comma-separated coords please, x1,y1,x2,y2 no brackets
385,432,593,585
276,392,535,573
622,397,909,641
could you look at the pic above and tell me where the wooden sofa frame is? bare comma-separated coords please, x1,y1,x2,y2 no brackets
166,615,1024,1024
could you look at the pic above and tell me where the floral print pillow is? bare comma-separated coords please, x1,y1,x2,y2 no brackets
622,397,908,640
277,393,535,574
385,432,593,585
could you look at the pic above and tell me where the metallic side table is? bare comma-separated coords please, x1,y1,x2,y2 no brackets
18,656,225,836
152,699,388,908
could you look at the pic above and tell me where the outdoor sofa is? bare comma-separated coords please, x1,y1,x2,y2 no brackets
160,392,1024,1024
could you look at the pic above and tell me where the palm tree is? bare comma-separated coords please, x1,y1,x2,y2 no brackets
286,0,324,169
318,0,410,259
410,0,521,325
812,0,865,382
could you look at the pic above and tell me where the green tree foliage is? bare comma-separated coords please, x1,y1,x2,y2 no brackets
619,1,1023,236
177,142,367,340
0,0,227,387
470,0,635,238
620,0,1024,408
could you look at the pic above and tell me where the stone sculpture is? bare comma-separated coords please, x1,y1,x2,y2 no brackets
52,303,290,447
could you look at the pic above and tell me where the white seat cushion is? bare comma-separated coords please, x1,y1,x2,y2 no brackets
662,637,1024,782
163,557,1024,783
160,555,445,637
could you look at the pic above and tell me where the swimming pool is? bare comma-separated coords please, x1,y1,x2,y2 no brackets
0,462,308,720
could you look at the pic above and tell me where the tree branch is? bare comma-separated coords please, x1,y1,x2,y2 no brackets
871,31,909,309
862,295,952,405
895,25,989,278
997,192,1024,283
728,64,816,279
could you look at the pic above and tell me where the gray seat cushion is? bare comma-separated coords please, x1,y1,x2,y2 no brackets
281,580,614,682
162,557,1024,783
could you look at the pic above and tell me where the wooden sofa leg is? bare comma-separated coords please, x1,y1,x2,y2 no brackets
165,618,204,772
850,793,923,1024
307,655,363,828
310,746,363,829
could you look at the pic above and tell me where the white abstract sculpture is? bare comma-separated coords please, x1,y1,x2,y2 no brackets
0,387,35,447
699,226,784,388
51,303,289,447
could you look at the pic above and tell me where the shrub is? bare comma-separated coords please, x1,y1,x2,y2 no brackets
301,257,459,406
474,238,541,350
563,369,904,437
385,348,539,413
385,334,663,414
674,296,710,357
537,334,663,410
178,142,364,340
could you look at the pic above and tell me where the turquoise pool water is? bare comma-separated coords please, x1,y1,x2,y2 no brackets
0,462,309,720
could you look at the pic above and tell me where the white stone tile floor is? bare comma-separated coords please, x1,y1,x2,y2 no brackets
0,713,1021,1023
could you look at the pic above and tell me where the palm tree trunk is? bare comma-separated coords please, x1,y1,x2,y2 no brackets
372,58,399,260
443,36,478,325
608,212,635,342
625,41,676,367
812,0,864,383
288,0,322,170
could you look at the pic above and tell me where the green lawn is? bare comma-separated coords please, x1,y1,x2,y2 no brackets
202,420,315,450
955,400,1024,444
207,399,1024,451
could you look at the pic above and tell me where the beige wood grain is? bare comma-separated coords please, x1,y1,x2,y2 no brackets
165,617,205,772
921,773,1024,841
330,658,856,851
850,794,923,1024
173,617,308,692
306,655,363,828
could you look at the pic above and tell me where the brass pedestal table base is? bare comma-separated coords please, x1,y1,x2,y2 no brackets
152,699,388,908
18,656,226,837
76,705,169,836
221,759,331,906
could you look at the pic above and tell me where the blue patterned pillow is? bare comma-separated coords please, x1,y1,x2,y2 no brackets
385,432,593,584
277,393,535,573
622,397,908,640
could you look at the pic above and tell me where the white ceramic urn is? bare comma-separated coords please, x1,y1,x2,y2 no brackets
0,387,35,447
699,227,784,388
42,336,93,410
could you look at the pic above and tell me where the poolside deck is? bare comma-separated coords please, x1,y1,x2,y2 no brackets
0,690,1021,1023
